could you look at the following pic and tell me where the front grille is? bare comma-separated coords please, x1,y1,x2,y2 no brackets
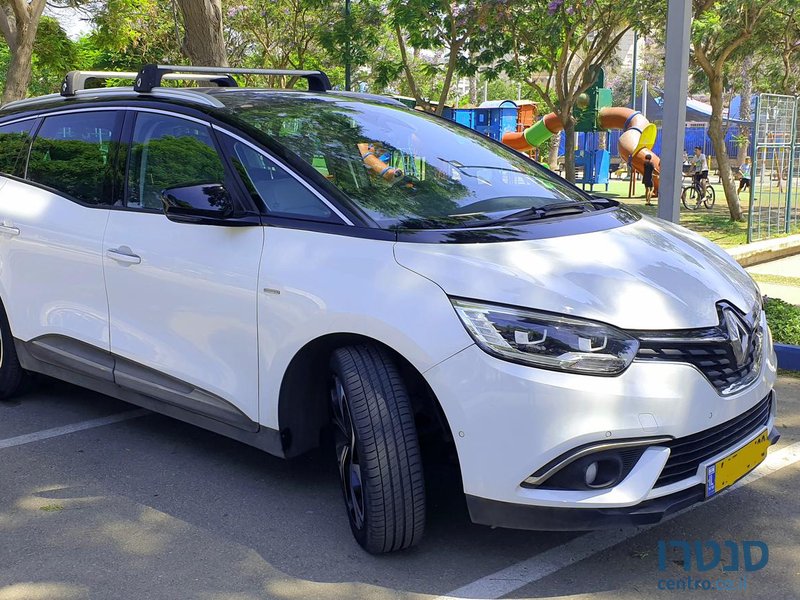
635,304,762,394
654,393,772,488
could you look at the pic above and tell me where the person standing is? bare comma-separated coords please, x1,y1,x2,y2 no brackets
738,156,752,194
643,154,656,206
692,146,709,205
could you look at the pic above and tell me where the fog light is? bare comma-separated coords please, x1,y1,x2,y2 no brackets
584,461,598,486
528,448,644,491
583,457,623,489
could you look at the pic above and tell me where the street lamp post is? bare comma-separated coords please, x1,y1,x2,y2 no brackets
631,31,638,111
344,0,351,92
659,0,692,223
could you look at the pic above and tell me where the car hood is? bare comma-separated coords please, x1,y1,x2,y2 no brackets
393,215,760,330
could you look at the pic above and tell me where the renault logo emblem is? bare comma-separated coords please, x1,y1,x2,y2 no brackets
723,308,750,367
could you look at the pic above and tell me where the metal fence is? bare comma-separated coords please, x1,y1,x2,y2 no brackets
747,94,800,242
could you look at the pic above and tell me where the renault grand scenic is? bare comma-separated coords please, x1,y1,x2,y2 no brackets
0,65,778,553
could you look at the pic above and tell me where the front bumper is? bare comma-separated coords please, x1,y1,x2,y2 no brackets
423,313,778,527
465,424,780,530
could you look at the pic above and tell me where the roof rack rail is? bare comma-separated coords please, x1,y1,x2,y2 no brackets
61,69,238,97
61,71,138,97
134,64,332,93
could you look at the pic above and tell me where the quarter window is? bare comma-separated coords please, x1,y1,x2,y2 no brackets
27,111,122,206
0,120,34,177
127,112,226,210
226,138,334,220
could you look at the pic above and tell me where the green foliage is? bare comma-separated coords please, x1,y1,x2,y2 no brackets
28,138,111,204
30,17,78,96
88,0,183,68
765,297,800,346
129,136,225,208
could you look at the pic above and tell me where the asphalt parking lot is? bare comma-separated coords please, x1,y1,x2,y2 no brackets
1,375,799,600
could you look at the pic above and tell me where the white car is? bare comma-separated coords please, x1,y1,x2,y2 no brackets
0,65,778,553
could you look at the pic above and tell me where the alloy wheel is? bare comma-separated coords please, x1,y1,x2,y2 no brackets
330,374,365,531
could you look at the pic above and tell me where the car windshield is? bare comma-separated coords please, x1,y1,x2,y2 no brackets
221,92,593,229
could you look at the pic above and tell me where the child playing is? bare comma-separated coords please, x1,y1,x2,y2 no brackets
643,154,656,206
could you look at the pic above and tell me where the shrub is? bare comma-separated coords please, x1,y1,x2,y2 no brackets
764,297,800,346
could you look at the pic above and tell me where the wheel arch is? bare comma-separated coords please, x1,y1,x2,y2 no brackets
276,332,456,459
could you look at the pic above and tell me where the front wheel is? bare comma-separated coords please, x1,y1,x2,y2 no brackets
703,185,716,209
329,345,425,553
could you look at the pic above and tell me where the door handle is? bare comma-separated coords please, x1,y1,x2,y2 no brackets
0,224,19,236
106,247,141,265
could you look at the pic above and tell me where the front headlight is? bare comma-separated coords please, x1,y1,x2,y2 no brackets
451,299,639,375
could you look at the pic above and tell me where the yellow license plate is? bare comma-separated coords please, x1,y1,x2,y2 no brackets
706,428,769,497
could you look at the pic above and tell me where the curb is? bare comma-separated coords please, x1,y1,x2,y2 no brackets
726,234,800,267
775,344,800,372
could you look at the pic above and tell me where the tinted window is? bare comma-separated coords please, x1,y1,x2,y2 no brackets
226,138,333,220
27,111,122,205
127,112,226,210
0,120,34,177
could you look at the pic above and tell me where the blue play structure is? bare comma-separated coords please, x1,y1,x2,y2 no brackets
452,100,519,141
575,132,610,190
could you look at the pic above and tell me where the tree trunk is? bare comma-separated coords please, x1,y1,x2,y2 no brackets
2,35,34,104
562,114,577,183
548,132,560,171
175,0,228,67
0,0,47,104
436,41,461,116
469,75,478,105
737,56,752,163
708,73,743,221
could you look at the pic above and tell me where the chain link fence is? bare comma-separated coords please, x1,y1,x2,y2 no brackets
747,94,799,242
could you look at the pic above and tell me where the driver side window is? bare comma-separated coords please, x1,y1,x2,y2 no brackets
127,112,226,210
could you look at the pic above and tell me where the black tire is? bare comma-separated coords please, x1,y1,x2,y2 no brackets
681,186,700,210
0,302,26,400
703,185,716,209
329,345,425,553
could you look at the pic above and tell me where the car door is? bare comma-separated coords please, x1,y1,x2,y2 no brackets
0,110,122,369
103,109,264,426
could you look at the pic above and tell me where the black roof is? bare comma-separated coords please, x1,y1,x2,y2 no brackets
0,86,407,122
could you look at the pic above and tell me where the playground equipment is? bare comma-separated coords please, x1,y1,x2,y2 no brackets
503,107,660,193
357,143,403,181
502,68,660,192
452,100,519,141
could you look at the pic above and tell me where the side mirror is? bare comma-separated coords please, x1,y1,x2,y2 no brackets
161,183,235,224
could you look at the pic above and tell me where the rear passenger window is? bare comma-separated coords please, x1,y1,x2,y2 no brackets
0,120,34,177
27,111,122,206
127,112,226,210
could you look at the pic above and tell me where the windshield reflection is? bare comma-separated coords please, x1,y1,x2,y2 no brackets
225,93,592,229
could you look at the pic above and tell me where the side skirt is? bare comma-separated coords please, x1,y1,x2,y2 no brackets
14,336,285,458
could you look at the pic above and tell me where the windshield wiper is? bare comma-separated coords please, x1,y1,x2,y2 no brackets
455,198,612,228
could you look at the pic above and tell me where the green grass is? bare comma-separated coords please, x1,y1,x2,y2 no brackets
764,297,800,346
591,179,750,248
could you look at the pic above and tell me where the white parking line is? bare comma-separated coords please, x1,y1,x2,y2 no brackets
0,409,149,450
438,441,800,600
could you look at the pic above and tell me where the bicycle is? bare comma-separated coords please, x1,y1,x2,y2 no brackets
681,176,715,210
